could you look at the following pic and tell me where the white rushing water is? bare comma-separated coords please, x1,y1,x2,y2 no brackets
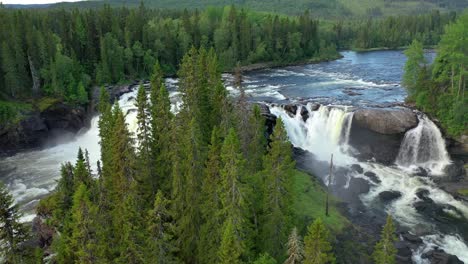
396,115,452,175
0,85,182,222
270,104,468,263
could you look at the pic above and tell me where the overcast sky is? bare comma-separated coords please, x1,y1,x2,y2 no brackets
2,0,81,4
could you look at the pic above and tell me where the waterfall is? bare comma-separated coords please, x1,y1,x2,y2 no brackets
396,115,451,175
270,104,355,165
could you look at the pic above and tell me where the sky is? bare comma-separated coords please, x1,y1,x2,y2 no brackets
2,0,81,4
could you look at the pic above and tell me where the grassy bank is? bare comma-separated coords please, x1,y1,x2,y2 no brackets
292,169,349,234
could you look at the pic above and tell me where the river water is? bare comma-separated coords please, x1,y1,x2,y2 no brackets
1,50,467,263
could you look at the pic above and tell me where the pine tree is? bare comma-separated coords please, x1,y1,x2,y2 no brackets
218,128,251,261
260,118,295,260
150,81,173,194
171,118,204,263
145,190,177,264
218,218,243,264
73,148,93,188
135,83,153,203
69,184,99,263
372,215,397,264
198,127,224,264
0,183,29,263
117,182,145,264
303,218,335,264
285,227,304,264
247,105,267,173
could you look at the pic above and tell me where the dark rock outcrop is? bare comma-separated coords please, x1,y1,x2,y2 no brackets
422,249,464,264
349,108,418,165
378,191,402,202
364,171,381,184
0,103,87,156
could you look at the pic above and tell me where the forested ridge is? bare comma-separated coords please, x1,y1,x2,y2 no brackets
0,3,457,127
31,0,468,17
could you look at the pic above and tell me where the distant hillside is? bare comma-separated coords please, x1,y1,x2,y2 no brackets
11,0,468,16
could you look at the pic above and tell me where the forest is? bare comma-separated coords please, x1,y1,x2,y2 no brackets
2,46,399,264
403,12,468,136
0,2,467,264
0,3,456,127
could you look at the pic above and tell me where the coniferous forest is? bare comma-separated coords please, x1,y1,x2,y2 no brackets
0,1,467,264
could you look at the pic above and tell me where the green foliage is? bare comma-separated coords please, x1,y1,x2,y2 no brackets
304,218,335,264
372,215,397,264
259,118,295,261
0,100,32,125
0,183,30,263
403,40,427,97
404,12,468,137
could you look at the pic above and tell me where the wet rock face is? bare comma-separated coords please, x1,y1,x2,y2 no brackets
348,107,419,165
378,191,402,202
0,103,87,156
422,249,464,264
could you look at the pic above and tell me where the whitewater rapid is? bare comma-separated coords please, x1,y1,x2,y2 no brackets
270,104,468,263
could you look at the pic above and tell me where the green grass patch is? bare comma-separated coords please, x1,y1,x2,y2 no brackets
0,100,33,126
35,97,60,112
292,169,349,234
458,189,468,196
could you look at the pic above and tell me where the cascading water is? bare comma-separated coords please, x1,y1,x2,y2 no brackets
396,115,451,175
0,85,181,222
270,104,468,263
270,104,355,165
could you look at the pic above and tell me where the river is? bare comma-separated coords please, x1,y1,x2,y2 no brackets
1,50,467,263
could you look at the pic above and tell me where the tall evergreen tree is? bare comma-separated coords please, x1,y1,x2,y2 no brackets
198,127,224,264
145,190,177,264
303,218,335,264
135,83,153,203
218,128,251,261
372,215,397,264
69,184,99,264
260,118,295,260
0,183,29,263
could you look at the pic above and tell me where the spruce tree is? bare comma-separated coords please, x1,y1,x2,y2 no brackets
218,128,251,261
260,118,295,260
198,127,224,263
146,190,177,264
218,218,243,264
150,82,173,194
69,184,99,263
0,183,29,263
285,227,304,264
135,83,153,203
372,215,397,264
303,218,335,264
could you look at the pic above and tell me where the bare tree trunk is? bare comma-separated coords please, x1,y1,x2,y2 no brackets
28,53,40,97
326,154,333,217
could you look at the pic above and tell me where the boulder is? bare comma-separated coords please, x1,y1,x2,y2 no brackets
422,249,464,264
283,104,298,116
353,108,418,135
300,106,309,122
350,164,364,174
348,107,418,165
32,216,54,248
378,191,402,202
364,171,381,184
